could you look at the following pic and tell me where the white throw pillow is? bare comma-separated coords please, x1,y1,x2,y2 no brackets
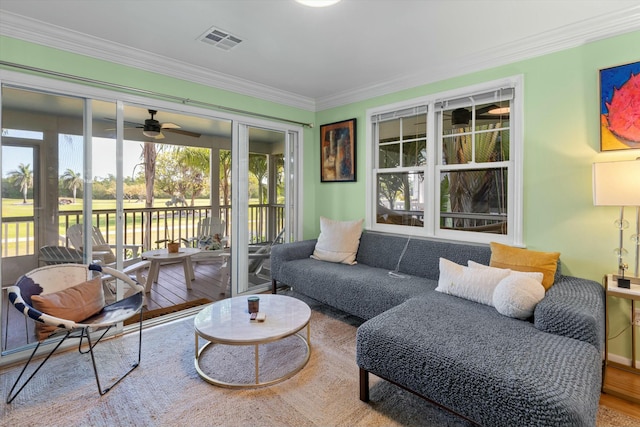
311,217,364,265
493,275,545,319
436,258,510,306
467,260,544,284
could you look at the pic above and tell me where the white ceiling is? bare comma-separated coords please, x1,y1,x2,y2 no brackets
1,0,640,111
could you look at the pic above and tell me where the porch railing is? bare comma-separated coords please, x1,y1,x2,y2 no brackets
1,204,284,258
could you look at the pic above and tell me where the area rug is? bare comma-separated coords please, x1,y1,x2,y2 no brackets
1,294,638,427
123,298,211,326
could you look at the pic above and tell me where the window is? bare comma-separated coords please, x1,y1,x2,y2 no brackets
367,77,522,245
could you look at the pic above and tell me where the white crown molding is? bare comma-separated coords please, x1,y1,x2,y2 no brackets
2,7,639,113
0,11,317,112
315,5,640,111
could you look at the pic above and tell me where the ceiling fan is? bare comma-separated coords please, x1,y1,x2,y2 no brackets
106,109,201,140
137,109,201,140
450,104,510,127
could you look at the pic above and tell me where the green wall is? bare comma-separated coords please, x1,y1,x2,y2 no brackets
313,30,640,361
2,30,640,361
314,31,640,284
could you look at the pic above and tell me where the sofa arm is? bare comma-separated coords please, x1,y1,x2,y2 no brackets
270,239,317,282
534,276,605,352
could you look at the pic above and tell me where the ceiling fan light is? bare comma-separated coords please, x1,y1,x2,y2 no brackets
143,130,161,138
295,0,341,7
488,107,510,115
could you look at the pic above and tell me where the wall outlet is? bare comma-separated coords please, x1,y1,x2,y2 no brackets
634,308,640,326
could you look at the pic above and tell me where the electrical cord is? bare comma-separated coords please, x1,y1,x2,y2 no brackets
388,237,411,279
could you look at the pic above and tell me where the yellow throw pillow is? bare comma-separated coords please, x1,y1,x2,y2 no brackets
489,242,560,290
31,277,105,340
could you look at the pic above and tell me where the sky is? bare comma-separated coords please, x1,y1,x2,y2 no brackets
2,135,143,180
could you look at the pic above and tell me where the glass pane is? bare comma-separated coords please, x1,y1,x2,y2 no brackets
246,127,286,291
475,100,510,132
403,140,426,167
379,143,400,168
442,107,471,136
378,119,400,143
442,133,472,165
475,129,510,163
439,168,507,234
402,114,426,140
376,171,424,227
1,145,35,253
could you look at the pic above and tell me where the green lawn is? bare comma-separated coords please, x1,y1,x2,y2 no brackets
2,197,214,256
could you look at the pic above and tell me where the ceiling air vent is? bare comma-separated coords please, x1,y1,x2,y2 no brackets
199,26,243,51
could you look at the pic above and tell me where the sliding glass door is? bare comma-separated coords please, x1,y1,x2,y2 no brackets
1,75,302,361
230,123,300,296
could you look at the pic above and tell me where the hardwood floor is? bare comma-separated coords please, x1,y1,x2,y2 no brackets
601,365,640,419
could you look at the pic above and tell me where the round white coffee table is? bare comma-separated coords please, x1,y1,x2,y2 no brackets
194,294,311,388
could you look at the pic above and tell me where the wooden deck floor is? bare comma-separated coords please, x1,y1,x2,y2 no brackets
145,258,229,310
2,258,233,352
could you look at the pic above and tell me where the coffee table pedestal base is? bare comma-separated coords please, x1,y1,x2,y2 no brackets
194,324,310,388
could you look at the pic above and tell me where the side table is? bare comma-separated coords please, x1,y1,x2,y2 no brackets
141,248,200,292
604,274,640,403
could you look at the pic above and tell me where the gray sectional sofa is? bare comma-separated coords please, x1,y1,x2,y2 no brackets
270,230,605,427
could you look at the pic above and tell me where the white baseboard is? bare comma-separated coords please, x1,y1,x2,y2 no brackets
607,353,639,367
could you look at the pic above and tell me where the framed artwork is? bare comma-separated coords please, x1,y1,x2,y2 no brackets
599,60,640,151
320,118,357,182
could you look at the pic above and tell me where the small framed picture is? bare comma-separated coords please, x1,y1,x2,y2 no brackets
320,118,356,182
599,60,640,151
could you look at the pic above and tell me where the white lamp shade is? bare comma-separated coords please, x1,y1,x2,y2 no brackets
593,159,640,206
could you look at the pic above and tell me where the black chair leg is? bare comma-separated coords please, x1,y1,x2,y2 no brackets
85,309,143,395
6,333,71,404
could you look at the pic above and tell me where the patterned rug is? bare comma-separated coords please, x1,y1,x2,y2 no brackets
1,292,637,427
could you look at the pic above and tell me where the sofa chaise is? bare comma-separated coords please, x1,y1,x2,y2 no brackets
270,229,605,427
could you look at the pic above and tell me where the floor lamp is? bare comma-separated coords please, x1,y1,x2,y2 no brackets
593,159,640,287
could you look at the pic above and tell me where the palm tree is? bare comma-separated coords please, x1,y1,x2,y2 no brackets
219,150,231,206
61,168,83,203
249,154,268,204
7,163,33,204
178,147,210,206
443,122,507,231
142,141,157,251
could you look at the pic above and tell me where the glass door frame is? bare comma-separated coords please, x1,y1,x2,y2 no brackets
231,121,302,296
1,68,304,365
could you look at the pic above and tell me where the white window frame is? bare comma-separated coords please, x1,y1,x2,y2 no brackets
365,75,523,246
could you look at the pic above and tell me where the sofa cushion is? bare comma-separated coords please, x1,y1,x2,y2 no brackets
398,238,491,281
355,231,408,271
311,217,363,265
489,242,560,290
356,295,602,426
493,274,545,319
435,258,510,306
277,257,434,320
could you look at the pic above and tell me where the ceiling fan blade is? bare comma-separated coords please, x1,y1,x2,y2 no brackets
103,117,144,127
475,105,497,115
163,128,201,138
104,126,142,132
154,132,166,140
161,122,181,129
